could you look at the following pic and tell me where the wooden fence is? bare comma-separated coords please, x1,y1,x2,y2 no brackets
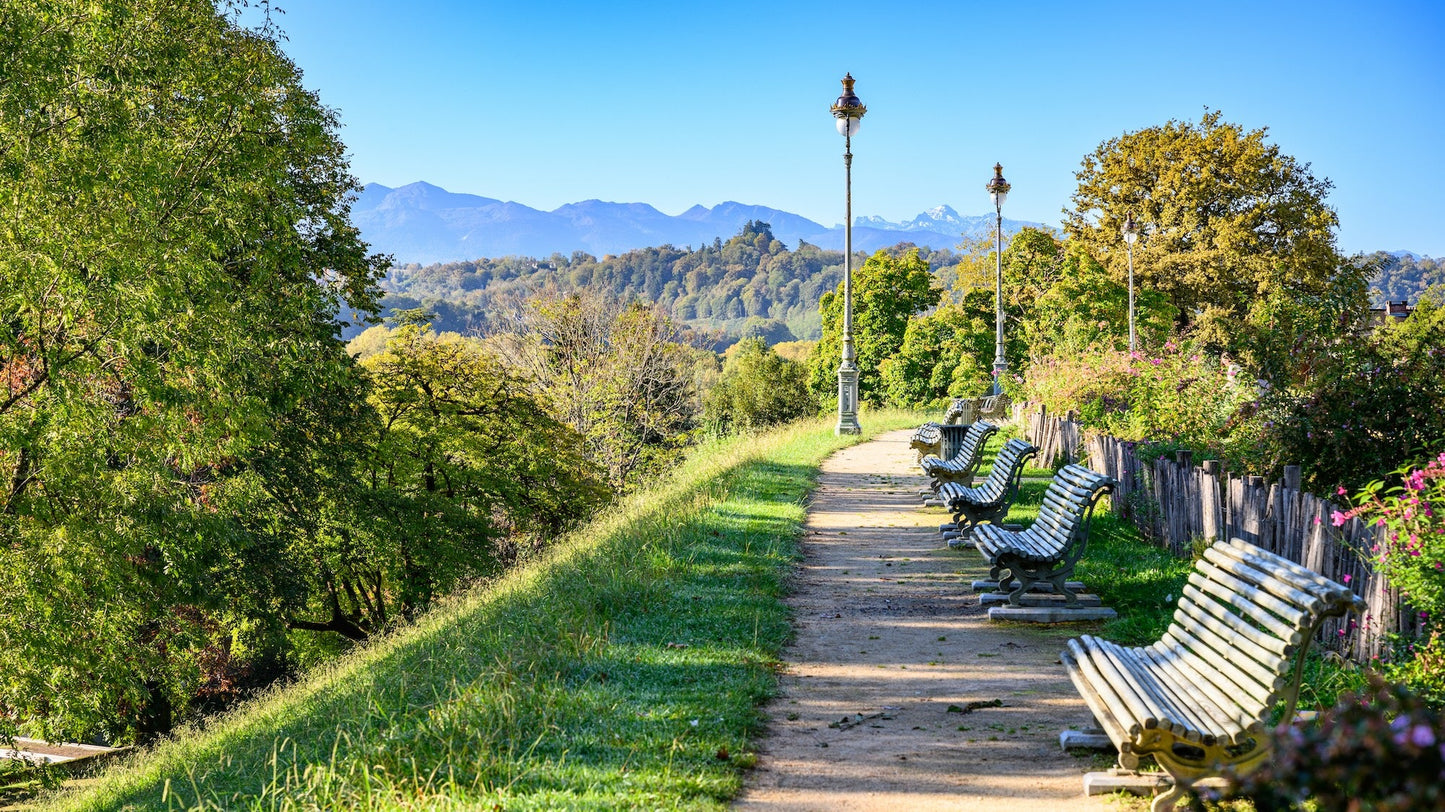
1018,403,1418,662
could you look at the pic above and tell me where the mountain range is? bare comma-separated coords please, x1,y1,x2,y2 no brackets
353,182,1048,265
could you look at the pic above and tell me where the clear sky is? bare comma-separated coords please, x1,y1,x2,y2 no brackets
259,0,1445,257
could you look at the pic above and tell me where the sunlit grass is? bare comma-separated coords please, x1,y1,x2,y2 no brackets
38,411,923,812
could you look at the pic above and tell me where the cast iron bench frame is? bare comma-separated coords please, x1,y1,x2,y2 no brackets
918,420,998,490
937,437,1039,537
971,463,1115,606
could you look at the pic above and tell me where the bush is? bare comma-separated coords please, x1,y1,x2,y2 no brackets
1269,296,1445,493
1020,343,1257,455
1204,677,1445,811
704,338,814,434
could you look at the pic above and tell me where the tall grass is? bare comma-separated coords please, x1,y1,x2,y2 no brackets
40,411,924,811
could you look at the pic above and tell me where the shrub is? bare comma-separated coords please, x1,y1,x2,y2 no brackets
1204,677,1445,811
1020,343,1257,456
1334,451,1445,647
1269,296,1445,493
703,338,814,434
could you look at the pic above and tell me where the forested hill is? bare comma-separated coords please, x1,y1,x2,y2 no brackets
1367,251,1445,303
373,221,964,344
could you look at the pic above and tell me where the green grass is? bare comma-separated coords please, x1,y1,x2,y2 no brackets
1000,482,1193,646
37,411,923,812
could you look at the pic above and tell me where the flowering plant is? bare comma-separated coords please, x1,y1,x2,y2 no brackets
1334,451,1445,636
1205,676,1445,811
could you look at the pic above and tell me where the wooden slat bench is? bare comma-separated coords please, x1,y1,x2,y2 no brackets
1061,537,1365,811
942,397,974,425
971,463,1115,606
918,420,998,490
938,437,1038,539
909,422,943,461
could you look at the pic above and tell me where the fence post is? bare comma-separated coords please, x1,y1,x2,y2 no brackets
1283,465,1301,492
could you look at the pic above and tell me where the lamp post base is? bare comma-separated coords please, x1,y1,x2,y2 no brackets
836,364,861,435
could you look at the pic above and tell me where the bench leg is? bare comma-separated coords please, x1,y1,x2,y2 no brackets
1146,737,1268,812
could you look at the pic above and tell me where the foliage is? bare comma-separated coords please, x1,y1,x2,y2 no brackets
1268,298,1445,492
0,0,384,742
1020,344,1257,454
807,249,942,407
878,301,991,408
1064,110,1370,382
1368,252,1445,305
1202,677,1445,812
289,326,610,641
1332,451,1445,645
1020,243,1177,362
33,416,920,811
494,289,700,490
702,338,814,434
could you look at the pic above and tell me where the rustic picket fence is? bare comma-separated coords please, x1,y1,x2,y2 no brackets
1019,403,1419,663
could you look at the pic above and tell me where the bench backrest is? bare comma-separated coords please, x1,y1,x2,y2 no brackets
1030,464,1115,564
1163,538,1367,730
950,420,998,466
975,438,1038,502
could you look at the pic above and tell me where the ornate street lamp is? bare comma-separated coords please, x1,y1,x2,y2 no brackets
986,163,1011,396
1122,211,1139,353
830,73,866,435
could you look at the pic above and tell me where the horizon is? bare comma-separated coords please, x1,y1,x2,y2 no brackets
262,0,1444,257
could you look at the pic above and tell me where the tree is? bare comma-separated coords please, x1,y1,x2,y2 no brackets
0,0,384,741
1021,244,1178,361
1269,295,1445,492
879,303,992,408
808,249,941,406
291,326,608,640
1064,110,1369,380
495,290,700,490
703,338,814,433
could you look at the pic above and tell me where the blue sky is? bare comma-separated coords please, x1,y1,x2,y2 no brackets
262,0,1444,256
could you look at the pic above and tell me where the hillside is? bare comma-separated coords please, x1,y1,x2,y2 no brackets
371,221,968,343
1367,250,1445,304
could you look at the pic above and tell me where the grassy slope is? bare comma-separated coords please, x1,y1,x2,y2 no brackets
42,411,925,812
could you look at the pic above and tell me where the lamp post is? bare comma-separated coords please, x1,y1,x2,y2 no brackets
986,163,1011,396
1122,211,1139,353
831,73,866,435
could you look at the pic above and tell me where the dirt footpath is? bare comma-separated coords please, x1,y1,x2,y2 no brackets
735,429,1126,811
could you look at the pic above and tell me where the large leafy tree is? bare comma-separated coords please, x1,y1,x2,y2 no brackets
292,326,608,641
0,1,384,740
1064,110,1370,380
808,249,941,407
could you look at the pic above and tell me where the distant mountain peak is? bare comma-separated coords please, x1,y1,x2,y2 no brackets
351,182,1047,265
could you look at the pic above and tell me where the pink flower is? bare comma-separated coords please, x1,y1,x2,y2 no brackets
1343,574,1352,584
1313,516,1321,526
1331,510,1348,527
1337,486,1348,496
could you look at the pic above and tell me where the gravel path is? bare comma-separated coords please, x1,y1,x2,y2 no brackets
734,428,1124,811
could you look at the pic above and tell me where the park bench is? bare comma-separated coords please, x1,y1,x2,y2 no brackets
909,422,944,461
942,397,975,425
937,437,1038,542
910,399,984,460
1060,537,1365,811
918,420,998,490
971,463,1114,606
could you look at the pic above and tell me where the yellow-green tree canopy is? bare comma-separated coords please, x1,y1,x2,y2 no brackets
1064,111,1369,379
